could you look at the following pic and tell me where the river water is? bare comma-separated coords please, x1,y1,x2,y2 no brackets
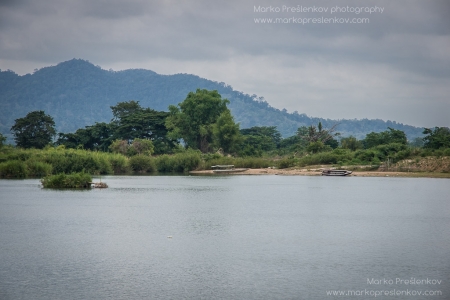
1,175,449,299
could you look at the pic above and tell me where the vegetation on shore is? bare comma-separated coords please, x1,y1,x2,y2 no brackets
1,89,449,180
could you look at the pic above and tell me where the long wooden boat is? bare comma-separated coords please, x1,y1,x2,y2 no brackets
211,165,248,173
321,169,352,176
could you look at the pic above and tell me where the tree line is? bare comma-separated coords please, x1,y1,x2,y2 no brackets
3,89,450,160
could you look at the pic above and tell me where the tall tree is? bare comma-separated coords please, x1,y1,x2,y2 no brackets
422,127,450,149
239,126,281,154
213,110,242,153
11,111,56,149
110,100,143,123
57,122,114,151
363,127,407,149
340,136,363,151
166,89,233,152
110,101,176,154
297,122,340,151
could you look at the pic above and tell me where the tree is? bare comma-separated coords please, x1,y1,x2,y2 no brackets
109,139,128,155
108,138,155,156
363,127,407,149
240,126,281,149
340,136,363,151
111,101,176,154
166,89,233,153
0,133,6,148
298,122,340,144
213,110,242,153
57,122,114,151
422,127,450,149
298,122,340,152
11,111,56,149
238,126,281,155
130,138,154,155
110,100,142,123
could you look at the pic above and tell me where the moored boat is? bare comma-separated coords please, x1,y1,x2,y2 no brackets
321,169,352,176
211,165,248,173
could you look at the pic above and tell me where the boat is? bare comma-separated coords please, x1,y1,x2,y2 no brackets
211,165,248,173
321,169,352,176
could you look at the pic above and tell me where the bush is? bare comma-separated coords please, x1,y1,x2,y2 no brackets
0,160,28,178
41,172,92,188
129,155,156,173
155,150,202,172
26,160,52,177
298,150,353,166
108,154,130,174
393,149,412,162
277,158,296,169
234,157,271,168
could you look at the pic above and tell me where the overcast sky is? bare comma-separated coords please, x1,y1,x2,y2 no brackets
1,0,449,128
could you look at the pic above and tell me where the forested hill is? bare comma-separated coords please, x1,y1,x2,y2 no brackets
0,59,423,140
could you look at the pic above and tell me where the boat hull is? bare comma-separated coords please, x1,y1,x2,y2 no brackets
213,168,248,173
321,170,352,176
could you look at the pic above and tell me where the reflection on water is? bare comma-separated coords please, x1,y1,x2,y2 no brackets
0,176,449,299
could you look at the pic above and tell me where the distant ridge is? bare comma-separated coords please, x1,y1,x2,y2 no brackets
0,59,424,140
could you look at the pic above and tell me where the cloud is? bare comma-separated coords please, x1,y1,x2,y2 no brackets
0,0,449,127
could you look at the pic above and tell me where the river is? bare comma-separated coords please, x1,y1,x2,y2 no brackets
1,175,449,299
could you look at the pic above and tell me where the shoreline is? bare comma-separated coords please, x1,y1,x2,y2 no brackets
190,168,450,178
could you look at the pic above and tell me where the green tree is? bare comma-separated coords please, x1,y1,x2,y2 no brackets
130,138,155,155
340,136,363,151
109,139,128,155
0,133,6,148
297,122,340,152
111,101,176,154
11,111,56,149
307,141,327,154
57,122,114,151
110,100,143,123
422,127,450,149
166,89,232,153
213,110,242,153
240,126,281,150
363,127,407,149
298,123,340,144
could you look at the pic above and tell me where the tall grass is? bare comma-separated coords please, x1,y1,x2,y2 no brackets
129,155,156,173
0,160,28,178
0,148,129,176
26,160,52,177
155,150,202,172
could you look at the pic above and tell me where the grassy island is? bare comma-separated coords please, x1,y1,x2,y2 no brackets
41,172,92,189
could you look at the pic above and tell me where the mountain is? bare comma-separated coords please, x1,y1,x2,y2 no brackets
0,59,424,141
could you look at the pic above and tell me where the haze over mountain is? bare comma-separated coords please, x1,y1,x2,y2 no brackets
0,59,424,141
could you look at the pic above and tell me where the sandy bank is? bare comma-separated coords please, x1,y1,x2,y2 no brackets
189,168,450,178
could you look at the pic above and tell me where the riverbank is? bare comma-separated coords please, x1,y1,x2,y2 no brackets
190,167,450,178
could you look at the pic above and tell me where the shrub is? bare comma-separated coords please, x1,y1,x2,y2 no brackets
0,160,28,178
108,154,130,174
129,155,156,173
277,158,296,169
26,160,52,177
155,150,202,172
41,172,92,188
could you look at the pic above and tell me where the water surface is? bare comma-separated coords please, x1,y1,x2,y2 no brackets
1,176,449,299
